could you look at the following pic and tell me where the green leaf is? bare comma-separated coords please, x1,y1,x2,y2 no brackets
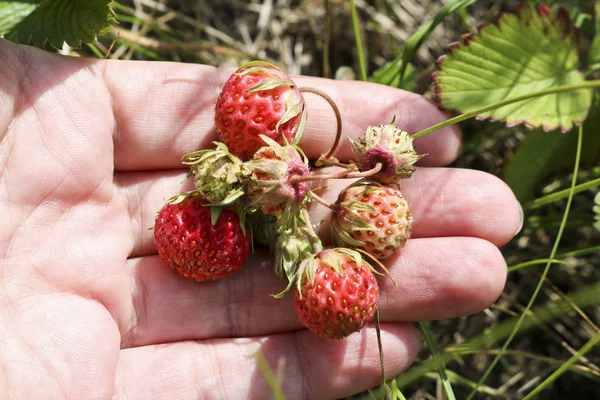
433,4,592,133
370,55,416,91
503,92,600,203
0,0,117,49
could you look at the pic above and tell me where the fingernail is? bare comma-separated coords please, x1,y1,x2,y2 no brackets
515,202,524,236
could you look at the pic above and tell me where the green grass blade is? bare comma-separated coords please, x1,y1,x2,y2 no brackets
559,245,600,258
465,124,584,400
350,0,367,82
86,42,105,58
417,322,456,400
255,351,286,400
508,259,568,273
398,0,476,85
522,332,600,400
395,279,600,390
527,177,600,210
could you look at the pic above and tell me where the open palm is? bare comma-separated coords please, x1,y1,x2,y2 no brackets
0,40,521,399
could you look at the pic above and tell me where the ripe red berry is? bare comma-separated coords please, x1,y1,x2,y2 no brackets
154,196,250,281
294,248,379,340
215,61,306,160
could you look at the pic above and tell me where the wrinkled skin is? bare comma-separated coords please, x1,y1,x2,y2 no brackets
0,40,522,399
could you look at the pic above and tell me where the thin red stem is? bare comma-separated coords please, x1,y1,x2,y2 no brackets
299,87,342,162
309,190,335,210
287,163,382,184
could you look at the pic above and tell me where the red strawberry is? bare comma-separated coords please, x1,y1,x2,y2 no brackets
332,180,411,260
294,248,379,340
154,195,250,281
215,61,307,159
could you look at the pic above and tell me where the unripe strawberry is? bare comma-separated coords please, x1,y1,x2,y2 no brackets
215,61,307,159
243,136,310,216
332,180,411,260
349,118,422,183
183,142,247,206
154,195,250,281
294,248,379,340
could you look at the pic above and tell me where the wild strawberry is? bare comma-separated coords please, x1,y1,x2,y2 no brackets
331,180,411,260
294,248,379,340
349,118,422,183
243,135,311,216
154,194,250,281
215,61,307,159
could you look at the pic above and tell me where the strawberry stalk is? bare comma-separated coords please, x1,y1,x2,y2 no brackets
298,87,344,166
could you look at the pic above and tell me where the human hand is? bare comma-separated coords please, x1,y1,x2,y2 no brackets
0,40,522,399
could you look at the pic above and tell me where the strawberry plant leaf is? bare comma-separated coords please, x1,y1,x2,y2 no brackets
433,4,592,133
0,0,117,49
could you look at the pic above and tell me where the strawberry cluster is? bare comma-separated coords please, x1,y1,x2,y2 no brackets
153,61,421,340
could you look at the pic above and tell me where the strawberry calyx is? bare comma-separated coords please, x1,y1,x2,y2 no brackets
183,142,248,207
349,117,424,183
243,135,311,215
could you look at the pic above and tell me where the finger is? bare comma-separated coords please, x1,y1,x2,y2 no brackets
115,324,418,400
312,166,522,247
115,166,520,258
122,236,505,347
102,61,461,171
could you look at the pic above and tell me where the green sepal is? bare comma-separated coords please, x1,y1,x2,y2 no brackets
210,206,224,226
248,79,293,92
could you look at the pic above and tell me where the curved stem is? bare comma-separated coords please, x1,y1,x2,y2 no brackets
299,87,343,162
413,80,600,139
316,158,356,169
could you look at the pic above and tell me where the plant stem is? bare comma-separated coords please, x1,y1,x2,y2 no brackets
507,259,568,273
302,208,323,253
299,87,343,162
418,322,457,400
309,190,335,210
350,0,368,82
413,80,600,139
288,163,381,183
375,309,387,400
526,177,600,210
466,124,584,400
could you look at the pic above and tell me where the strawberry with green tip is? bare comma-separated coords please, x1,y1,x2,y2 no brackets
154,194,250,281
294,248,380,340
215,61,307,159
332,180,411,260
